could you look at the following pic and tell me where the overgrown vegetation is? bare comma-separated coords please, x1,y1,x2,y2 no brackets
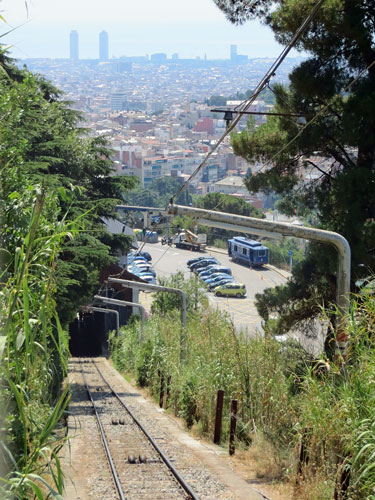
124,176,191,209
266,237,304,271
110,272,375,499
0,47,134,496
0,188,72,498
205,86,275,106
0,62,136,327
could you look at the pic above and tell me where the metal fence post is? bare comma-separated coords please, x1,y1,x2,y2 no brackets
229,399,238,456
158,371,165,408
214,390,224,444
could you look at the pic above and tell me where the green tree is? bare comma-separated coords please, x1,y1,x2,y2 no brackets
197,192,264,218
125,175,191,209
195,192,265,245
151,272,208,316
205,95,227,106
213,0,375,334
206,87,275,107
0,59,137,326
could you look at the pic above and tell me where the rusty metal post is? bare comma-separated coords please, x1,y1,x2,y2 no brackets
229,399,238,456
296,431,309,480
158,371,165,408
214,390,224,444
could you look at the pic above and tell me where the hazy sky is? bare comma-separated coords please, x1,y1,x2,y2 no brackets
1,0,300,60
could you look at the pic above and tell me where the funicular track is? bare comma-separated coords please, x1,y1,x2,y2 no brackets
78,357,199,500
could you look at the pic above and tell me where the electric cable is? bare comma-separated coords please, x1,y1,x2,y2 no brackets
168,0,327,207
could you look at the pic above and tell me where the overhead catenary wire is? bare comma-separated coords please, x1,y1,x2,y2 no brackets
169,0,327,207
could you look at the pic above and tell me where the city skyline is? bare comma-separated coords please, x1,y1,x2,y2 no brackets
1,0,302,60
66,32,254,62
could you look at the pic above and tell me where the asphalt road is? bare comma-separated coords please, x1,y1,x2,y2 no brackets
138,242,289,336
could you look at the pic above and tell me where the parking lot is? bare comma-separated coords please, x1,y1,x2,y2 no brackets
135,242,289,335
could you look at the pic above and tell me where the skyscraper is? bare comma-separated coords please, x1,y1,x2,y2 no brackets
99,31,109,61
230,44,237,61
70,30,79,60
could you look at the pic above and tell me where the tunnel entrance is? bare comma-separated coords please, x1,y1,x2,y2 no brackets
69,301,133,356
68,265,144,357
69,312,108,356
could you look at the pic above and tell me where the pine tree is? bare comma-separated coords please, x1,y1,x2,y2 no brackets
212,0,375,333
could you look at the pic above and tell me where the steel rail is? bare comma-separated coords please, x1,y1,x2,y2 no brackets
79,359,126,500
91,358,200,500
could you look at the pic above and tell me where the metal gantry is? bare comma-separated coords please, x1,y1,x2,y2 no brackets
107,278,187,329
89,306,120,336
93,295,146,330
113,204,352,356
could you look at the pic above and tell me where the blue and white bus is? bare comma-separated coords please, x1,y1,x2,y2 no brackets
228,236,268,267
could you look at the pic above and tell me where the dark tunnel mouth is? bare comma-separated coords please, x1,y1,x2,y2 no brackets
69,312,110,357
68,288,134,356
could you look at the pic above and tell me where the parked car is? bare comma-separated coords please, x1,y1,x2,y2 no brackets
131,271,156,284
129,251,152,262
204,273,234,285
198,266,232,279
140,276,156,284
187,256,206,267
129,261,154,271
209,277,234,291
197,264,220,276
214,283,246,298
128,264,156,277
190,257,219,271
128,256,148,265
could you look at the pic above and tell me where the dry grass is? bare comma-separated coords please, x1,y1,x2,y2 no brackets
249,434,284,481
232,436,334,500
231,433,294,500
293,471,334,500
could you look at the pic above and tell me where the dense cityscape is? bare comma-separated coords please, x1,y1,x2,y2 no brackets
19,30,307,210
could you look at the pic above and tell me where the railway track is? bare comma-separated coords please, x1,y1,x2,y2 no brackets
78,358,199,500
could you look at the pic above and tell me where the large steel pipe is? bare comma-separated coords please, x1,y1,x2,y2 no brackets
168,204,351,357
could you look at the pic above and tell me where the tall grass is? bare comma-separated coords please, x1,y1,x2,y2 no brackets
0,188,75,499
110,303,300,449
110,272,375,499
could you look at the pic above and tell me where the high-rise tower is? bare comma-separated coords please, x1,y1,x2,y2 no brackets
70,30,79,60
99,31,109,61
230,44,237,61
